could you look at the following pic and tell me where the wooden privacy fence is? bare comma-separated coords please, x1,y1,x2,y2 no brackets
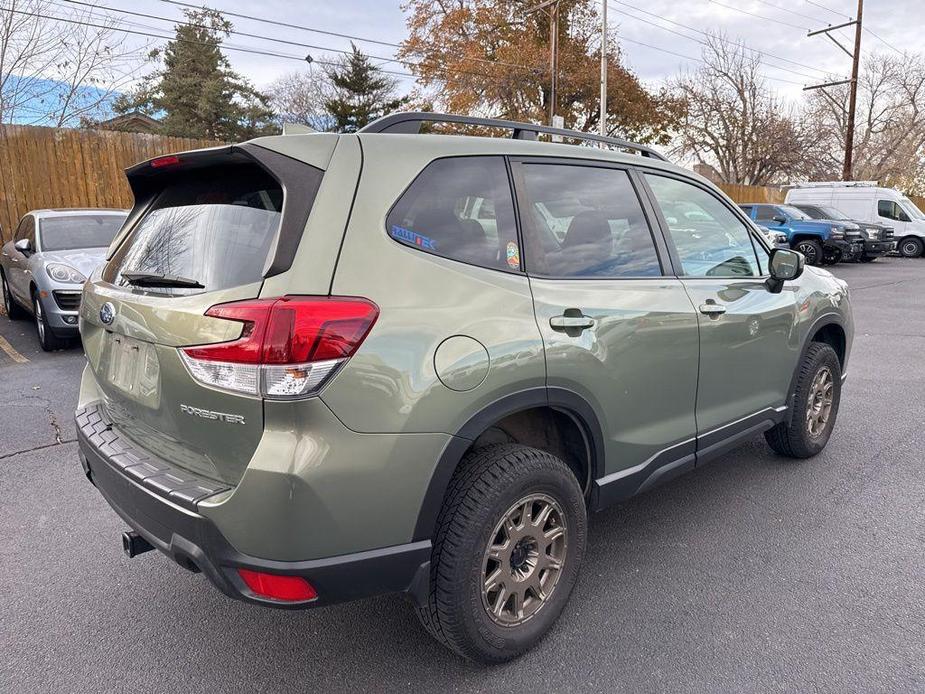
0,125,222,242
717,183,786,204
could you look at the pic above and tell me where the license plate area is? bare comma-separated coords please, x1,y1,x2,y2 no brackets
104,333,161,404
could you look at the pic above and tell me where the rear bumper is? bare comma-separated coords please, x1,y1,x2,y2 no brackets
77,404,431,608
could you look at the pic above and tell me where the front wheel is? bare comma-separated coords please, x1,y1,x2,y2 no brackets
899,237,924,258
765,342,841,458
822,248,843,265
33,290,66,351
416,444,587,663
859,255,877,263
794,239,823,266
2,272,25,320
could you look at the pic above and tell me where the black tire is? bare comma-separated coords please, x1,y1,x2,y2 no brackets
416,444,587,663
859,255,877,263
821,248,842,265
898,236,924,258
794,239,823,266
1,271,25,320
33,289,66,351
765,342,841,458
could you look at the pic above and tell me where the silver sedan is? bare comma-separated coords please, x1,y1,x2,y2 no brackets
1,208,127,350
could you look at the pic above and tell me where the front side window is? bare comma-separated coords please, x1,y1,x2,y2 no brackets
15,216,34,243
878,200,911,222
386,156,519,272
518,164,661,278
645,174,762,278
39,215,126,252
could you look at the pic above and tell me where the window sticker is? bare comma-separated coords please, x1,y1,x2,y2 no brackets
391,224,437,250
506,241,520,269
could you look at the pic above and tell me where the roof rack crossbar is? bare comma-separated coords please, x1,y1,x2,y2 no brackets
358,112,667,161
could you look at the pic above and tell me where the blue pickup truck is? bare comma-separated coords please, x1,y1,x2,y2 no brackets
740,203,864,266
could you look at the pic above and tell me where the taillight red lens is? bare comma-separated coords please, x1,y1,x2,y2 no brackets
179,296,378,399
237,569,317,602
183,296,378,365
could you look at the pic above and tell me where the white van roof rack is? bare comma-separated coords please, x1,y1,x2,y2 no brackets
790,181,880,189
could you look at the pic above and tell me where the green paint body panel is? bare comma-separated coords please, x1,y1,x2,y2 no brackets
76,128,854,570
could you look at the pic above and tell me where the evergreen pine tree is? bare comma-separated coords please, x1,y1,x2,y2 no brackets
324,43,405,132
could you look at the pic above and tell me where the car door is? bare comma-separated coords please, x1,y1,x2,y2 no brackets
642,173,799,457
512,158,700,504
7,215,34,303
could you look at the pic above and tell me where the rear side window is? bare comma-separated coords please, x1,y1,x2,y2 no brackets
386,156,520,272
518,164,661,278
104,163,284,294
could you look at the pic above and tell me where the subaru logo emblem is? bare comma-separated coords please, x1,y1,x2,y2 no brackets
99,302,115,325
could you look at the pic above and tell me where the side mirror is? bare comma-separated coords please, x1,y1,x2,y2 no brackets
766,248,804,294
772,215,787,225
14,238,32,255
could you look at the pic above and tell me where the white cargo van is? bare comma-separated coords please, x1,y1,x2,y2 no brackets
786,182,925,257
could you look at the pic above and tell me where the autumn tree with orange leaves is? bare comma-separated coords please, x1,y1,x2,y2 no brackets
398,0,682,144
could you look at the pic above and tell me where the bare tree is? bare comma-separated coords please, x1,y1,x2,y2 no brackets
0,0,142,127
802,53,925,193
671,34,806,185
266,67,335,131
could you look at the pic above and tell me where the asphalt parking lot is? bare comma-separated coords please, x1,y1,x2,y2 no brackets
1,259,924,693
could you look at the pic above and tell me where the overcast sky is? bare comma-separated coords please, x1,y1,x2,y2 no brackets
72,0,923,104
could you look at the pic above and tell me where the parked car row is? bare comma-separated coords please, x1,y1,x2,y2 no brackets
738,182,925,266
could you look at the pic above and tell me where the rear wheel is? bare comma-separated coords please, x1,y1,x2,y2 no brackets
794,239,823,266
2,272,25,320
416,444,586,663
33,289,66,351
899,237,924,258
765,342,841,458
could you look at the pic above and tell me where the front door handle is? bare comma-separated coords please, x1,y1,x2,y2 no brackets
698,302,727,317
550,313,595,331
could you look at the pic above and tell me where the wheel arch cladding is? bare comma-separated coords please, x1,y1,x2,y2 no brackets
810,321,846,368
411,387,605,542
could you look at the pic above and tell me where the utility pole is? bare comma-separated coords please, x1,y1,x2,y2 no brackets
804,0,864,180
526,0,561,126
600,0,608,137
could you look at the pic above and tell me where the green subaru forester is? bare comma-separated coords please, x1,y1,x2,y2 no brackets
76,113,852,662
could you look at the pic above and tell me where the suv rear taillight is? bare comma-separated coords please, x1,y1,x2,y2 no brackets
180,296,378,399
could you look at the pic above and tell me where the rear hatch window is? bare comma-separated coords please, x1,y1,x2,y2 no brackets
102,163,283,294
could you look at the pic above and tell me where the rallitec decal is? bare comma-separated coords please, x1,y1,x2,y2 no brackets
506,241,520,269
391,225,437,250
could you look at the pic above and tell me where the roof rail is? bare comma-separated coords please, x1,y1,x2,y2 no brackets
789,181,880,188
358,111,668,161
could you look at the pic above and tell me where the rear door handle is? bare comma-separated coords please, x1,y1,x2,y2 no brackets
550,314,595,331
698,302,727,316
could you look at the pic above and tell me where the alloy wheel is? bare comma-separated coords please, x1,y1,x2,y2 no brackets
797,242,819,265
481,493,567,627
806,366,834,437
901,239,921,257
34,298,45,342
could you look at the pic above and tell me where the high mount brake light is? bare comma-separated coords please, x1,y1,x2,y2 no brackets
150,155,181,168
179,296,378,399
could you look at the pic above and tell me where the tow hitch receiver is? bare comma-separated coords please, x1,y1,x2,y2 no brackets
122,530,154,558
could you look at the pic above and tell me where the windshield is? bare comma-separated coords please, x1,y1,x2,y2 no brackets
778,205,811,220
39,215,126,251
818,206,849,220
900,197,925,220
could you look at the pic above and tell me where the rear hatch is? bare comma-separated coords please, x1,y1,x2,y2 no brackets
80,143,328,486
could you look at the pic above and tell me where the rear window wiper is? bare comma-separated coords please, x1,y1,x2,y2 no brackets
121,271,205,288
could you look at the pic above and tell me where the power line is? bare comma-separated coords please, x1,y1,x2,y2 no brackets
805,0,853,21
864,27,904,55
604,1,823,81
707,0,811,31
60,0,537,80
607,0,829,75
751,0,828,25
